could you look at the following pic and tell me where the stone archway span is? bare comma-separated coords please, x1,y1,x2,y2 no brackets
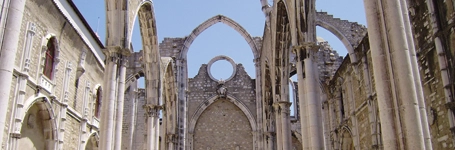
125,70,145,83
180,15,259,59
188,95,257,133
160,57,174,76
315,20,355,62
315,12,367,63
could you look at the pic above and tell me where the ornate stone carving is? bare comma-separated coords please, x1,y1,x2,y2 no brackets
144,104,162,117
216,80,228,98
166,134,177,143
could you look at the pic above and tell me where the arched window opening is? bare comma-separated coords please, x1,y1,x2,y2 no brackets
289,75,298,118
95,87,102,118
43,37,57,79
340,88,345,120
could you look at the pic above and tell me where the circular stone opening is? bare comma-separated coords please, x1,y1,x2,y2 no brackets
210,60,233,81
207,55,237,82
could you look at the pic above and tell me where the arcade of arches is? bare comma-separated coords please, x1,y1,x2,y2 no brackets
0,0,455,150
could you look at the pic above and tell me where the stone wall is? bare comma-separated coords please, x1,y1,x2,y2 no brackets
193,99,253,149
187,64,256,119
4,0,105,149
408,0,455,149
324,36,378,150
187,61,256,149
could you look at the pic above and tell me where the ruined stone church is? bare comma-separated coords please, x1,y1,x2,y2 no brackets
0,0,454,149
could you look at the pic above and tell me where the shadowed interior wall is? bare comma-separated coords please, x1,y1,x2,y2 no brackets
18,104,46,150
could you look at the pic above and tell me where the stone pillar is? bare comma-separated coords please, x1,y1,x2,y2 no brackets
293,45,309,150
301,42,324,150
167,134,176,150
254,58,264,150
124,84,138,150
114,56,128,150
382,0,425,149
273,101,283,150
399,0,432,149
0,0,26,144
145,104,161,150
265,132,274,150
364,0,427,149
99,49,119,150
277,101,292,150
363,0,398,149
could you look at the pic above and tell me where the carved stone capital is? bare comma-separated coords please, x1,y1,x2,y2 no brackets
292,42,320,61
144,104,162,117
166,133,178,143
118,56,129,67
276,101,292,114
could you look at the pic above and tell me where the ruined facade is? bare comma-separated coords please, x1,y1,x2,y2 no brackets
0,0,454,150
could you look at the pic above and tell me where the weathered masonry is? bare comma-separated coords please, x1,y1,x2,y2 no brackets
0,0,454,150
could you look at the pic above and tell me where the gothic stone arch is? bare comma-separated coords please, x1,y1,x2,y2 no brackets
179,15,259,59
160,57,179,149
315,12,367,63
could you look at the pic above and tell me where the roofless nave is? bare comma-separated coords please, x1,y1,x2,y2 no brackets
0,0,454,150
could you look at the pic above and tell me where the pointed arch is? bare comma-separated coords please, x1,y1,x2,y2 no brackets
180,15,259,59
339,126,354,150
315,22,355,61
188,95,257,133
315,12,367,63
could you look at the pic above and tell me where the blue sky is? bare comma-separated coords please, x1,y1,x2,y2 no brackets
73,0,366,80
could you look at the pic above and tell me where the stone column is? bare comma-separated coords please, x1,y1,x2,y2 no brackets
145,104,161,150
363,0,398,149
293,45,309,149
114,56,128,150
99,49,119,150
0,0,26,144
167,134,176,150
124,84,138,150
382,0,425,149
303,43,324,150
265,132,274,150
273,101,283,150
254,58,264,150
277,101,292,150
